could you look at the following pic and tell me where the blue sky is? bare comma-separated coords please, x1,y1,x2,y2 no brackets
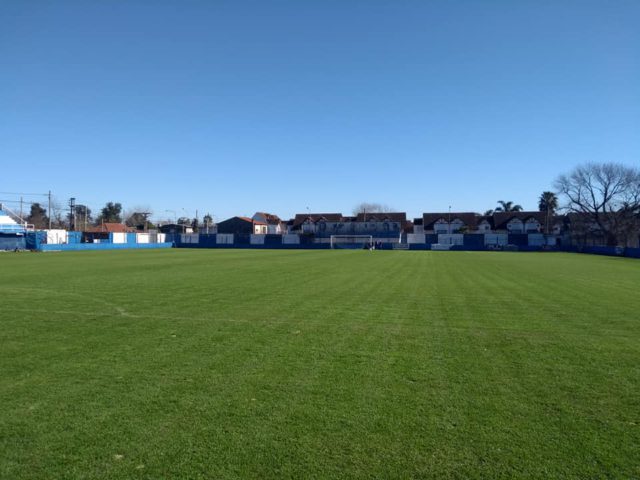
1,0,638,222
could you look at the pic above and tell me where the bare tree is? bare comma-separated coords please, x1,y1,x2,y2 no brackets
124,206,153,230
555,163,640,246
49,198,67,229
352,202,393,215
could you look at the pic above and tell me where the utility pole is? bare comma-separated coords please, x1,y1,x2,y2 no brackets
141,212,151,232
48,191,52,229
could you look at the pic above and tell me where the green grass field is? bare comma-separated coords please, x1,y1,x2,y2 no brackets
1,249,639,479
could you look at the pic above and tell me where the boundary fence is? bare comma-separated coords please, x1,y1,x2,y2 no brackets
163,233,640,259
2,231,638,259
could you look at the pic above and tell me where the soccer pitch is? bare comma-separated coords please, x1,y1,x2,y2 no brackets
1,249,639,479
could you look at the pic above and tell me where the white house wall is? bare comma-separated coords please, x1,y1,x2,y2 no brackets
506,219,524,233
477,221,492,232
524,220,541,233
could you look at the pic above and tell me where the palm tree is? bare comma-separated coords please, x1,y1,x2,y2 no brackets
538,191,558,234
494,200,523,213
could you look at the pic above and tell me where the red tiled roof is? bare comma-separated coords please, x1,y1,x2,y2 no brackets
292,213,344,228
235,216,267,225
355,212,407,222
85,223,133,233
422,212,480,229
254,212,282,225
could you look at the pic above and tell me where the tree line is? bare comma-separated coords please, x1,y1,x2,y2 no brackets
26,202,155,230
355,163,639,246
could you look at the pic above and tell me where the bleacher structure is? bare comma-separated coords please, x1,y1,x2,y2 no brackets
0,203,32,250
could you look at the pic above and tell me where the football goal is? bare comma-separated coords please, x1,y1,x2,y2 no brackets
330,235,374,249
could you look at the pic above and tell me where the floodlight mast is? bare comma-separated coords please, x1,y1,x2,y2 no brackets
69,197,76,231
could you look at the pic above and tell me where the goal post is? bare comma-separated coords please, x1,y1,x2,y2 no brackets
330,235,374,249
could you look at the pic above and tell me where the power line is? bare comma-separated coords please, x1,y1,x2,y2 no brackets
0,191,49,196
0,199,41,205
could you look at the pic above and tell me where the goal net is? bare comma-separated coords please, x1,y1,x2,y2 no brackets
330,235,374,249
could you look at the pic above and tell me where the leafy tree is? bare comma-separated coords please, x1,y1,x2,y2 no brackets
538,191,559,234
538,191,558,213
494,200,523,212
27,203,49,229
202,213,214,233
483,209,494,216
555,162,640,246
96,202,122,224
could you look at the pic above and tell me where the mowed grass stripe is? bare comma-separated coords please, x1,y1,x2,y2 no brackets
0,249,639,479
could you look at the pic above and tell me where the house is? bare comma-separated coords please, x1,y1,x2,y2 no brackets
158,223,194,235
421,212,480,234
252,212,285,234
85,223,134,234
492,212,546,234
476,216,494,233
217,216,267,235
291,213,344,235
291,212,408,237
354,212,407,236
84,222,137,242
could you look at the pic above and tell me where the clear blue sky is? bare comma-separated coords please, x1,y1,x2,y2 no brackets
1,0,638,222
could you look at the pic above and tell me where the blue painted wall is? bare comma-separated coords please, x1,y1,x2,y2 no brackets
39,243,172,252
0,234,26,250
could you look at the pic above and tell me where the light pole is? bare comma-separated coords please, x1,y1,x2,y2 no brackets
448,205,451,235
204,213,214,234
